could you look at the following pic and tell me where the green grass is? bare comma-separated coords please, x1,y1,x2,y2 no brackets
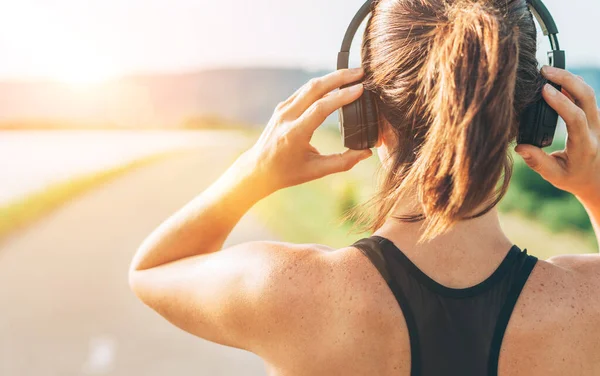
0,151,182,241
254,175,371,248
252,126,598,258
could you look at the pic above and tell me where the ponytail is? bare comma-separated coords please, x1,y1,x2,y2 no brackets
353,0,540,242
409,2,519,241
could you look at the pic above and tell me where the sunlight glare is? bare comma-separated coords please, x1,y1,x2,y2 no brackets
1,2,120,86
52,53,119,86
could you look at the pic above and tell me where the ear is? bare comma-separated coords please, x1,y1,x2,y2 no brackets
375,114,390,148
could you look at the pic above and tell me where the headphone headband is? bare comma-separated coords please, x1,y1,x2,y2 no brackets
337,0,372,69
337,0,565,70
528,0,560,50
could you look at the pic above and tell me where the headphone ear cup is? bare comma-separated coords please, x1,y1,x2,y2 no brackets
518,92,559,148
361,90,380,148
339,89,380,150
339,99,364,150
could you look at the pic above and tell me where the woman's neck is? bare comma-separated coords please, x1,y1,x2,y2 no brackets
372,207,515,288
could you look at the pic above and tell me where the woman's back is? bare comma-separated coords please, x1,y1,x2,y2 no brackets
260,235,600,376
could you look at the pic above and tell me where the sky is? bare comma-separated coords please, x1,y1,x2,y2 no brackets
0,0,597,83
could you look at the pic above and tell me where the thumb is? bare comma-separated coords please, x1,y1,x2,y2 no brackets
514,144,563,181
320,149,373,175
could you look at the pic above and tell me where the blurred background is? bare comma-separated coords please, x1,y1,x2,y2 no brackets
0,0,598,375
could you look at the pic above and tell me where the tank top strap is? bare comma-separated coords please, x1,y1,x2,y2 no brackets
351,236,392,284
487,249,538,376
351,236,423,375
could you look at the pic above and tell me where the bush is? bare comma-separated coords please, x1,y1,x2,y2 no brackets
536,196,592,233
500,185,543,216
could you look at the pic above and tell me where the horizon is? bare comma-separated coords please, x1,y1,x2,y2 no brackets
0,65,333,84
1,62,600,85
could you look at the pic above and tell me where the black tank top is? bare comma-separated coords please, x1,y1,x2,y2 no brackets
351,235,538,376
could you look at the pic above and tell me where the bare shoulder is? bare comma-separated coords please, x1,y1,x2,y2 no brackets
516,255,600,332
253,241,336,326
249,241,387,306
542,253,600,299
256,243,398,363
256,242,378,321
529,254,600,303
252,241,333,298
499,254,600,375
249,242,342,360
537,253,600,313
546,252,600,278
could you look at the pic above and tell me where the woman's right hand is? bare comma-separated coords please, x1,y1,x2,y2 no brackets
515,66,600,203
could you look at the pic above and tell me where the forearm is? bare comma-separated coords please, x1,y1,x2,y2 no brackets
130,153,271,271
578,194,600,252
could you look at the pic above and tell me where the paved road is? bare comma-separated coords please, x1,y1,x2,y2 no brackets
0,130,245,206
0,146,275,376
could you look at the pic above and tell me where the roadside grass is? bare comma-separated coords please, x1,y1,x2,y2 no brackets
253,176,372,247
0,151,185,241
253,126,598,258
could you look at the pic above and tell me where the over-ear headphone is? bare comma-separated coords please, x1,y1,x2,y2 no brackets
337,0,566,150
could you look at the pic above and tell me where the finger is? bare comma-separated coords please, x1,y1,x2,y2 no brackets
541,83,592,145
562,88,576,104
296,83,364,133
541,66,597,122
284,68,364,119
276,73,341,114
316,149,373,176
514,144,565,182
574,75,600,124
275,85,307,113
562,75,593,106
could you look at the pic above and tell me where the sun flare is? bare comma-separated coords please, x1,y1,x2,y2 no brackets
2,2,121,86
45,38,120,86
52,60,119,86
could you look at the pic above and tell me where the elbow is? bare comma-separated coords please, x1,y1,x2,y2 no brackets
128,253,147,301
128,269,164,317
128,244,148,296
128,269,153,309
128,251,139,292
128,268,142,299
128,242,164,309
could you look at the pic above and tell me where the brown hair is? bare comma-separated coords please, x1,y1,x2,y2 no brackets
351,0,544,241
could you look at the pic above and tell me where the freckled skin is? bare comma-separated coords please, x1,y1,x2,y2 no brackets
258,247,600,376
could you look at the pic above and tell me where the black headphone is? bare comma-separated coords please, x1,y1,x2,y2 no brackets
337,0,566,150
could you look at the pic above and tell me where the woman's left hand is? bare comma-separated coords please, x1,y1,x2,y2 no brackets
239,68,374,195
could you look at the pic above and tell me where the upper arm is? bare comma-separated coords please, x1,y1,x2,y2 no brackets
128,241,330,354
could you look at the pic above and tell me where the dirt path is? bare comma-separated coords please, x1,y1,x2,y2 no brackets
0,146,274,376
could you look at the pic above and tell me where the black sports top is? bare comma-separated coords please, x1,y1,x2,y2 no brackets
351,235,538,376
